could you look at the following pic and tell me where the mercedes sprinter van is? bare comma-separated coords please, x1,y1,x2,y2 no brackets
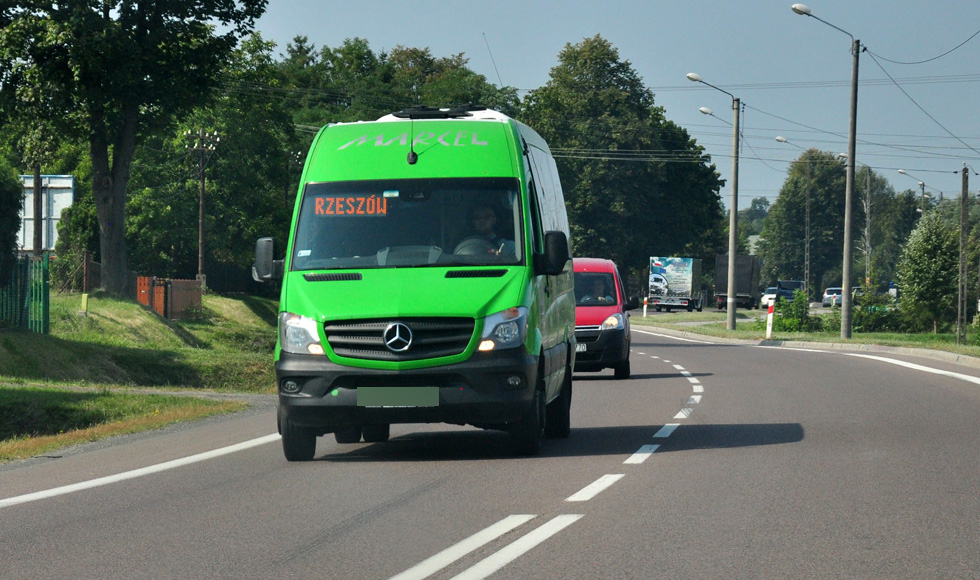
254,106,575,460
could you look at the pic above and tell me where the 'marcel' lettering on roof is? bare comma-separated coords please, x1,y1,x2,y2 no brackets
338,131,489,150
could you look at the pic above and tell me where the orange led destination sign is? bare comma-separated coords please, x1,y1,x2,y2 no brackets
314,195,387,216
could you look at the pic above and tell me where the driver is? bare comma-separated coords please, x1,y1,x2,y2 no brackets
463,205,515,256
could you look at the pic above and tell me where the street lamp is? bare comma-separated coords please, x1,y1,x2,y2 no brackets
776,137,811,296
688,72,740,331
792,2,860,339
897,169,929,214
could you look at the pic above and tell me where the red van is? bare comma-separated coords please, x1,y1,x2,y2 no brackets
572,258,639,379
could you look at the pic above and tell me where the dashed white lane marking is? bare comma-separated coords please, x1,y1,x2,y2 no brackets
653,423,680,438
566,474,626,502
624,444,660,465
448,515,584,580
0,433,282,509
388,515,537,580
674,408,694,419
673,364,686,371
687,395,702,404
686,377,701,385
692,384,704,393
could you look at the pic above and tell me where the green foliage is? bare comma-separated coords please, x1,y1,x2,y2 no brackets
0,159,24,282
851,290,899,333
771,289,822,332
897,211,959,332
519,35,724,280
738,197,769,236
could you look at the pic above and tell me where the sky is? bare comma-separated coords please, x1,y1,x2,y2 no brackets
252,0,980,212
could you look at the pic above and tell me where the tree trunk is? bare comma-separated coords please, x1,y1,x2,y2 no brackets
89,103,139,297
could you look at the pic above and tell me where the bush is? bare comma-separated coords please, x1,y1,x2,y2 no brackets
771,289,822,332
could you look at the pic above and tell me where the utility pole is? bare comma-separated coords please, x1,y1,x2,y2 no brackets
32,164,42,256
185,129,220,290
958,164,969,344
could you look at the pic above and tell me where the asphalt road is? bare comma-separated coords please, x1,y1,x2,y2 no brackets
2,329,979,579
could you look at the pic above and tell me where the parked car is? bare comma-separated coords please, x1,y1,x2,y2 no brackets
822,287,842,307
760,287,778,308
573,258,639,379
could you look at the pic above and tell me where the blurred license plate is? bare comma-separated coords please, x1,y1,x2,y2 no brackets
576,343,587,352
357,387,438,407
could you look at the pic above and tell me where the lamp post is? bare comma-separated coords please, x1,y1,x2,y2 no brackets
776,137,812,297
792,3,860,339
688,72,740,331
897,169,929,214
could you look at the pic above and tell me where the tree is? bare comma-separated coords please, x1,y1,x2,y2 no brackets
759,150,847,292
0,158,24,283
739,197,769,236
0,1,267,296
896,211,958,332
519,35,724,281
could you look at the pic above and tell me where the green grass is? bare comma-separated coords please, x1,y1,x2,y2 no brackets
0,292,277,461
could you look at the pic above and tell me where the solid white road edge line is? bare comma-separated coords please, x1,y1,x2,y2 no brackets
632,328,714,344
0,433,282,509
448,514,585,580
624,444,660,464
566,474,625,502
388,514,537,580
844,352,980,386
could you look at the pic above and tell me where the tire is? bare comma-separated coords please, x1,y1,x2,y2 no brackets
613,357,631,380
334,426,362,444
362,423,390,443
510,389,544,455
545,368,572,439
281,419,317,461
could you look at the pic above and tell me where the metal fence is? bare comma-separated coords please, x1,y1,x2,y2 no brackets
0,253,50,333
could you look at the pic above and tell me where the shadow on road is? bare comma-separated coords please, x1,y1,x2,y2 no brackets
315,422,804,463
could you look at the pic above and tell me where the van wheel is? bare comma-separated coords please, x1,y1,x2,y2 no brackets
510,389,544,455
362,424,390,443
334,426,362,444
545,370,572,439
614,358,631,380
281,420,317,461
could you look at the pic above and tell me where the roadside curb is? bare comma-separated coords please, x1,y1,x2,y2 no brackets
636,325,980,370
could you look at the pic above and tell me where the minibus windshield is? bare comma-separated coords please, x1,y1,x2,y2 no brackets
291,177,523,270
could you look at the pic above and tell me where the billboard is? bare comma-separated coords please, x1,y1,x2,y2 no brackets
18,175,74,252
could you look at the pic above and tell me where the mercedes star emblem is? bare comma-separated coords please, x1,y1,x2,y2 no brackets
383,322,413,352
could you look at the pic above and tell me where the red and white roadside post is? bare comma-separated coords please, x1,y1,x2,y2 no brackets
643,296,648,317
765,302,775,338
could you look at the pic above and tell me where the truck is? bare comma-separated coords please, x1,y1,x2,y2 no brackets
714,254,762,309
647,256,703,312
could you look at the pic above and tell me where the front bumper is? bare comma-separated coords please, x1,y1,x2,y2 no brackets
573,326,627,371
276,349,538,432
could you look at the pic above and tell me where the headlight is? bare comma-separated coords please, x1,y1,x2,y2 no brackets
279,312,324,355
600,313,625,330
478,307,528,351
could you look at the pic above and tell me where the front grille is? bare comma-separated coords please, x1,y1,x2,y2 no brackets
323,317,475,361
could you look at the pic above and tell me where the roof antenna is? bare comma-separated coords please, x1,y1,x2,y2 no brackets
407,115,418,165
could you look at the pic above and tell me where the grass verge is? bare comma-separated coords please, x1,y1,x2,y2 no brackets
0,292,277,462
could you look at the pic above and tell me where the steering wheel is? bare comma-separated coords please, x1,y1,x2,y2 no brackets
454,236,498,256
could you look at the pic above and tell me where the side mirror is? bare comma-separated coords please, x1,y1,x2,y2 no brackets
535,231,570,276
252,237,283,282
625,296,640,311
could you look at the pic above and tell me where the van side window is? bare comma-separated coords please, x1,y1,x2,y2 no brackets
527,176,543,253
